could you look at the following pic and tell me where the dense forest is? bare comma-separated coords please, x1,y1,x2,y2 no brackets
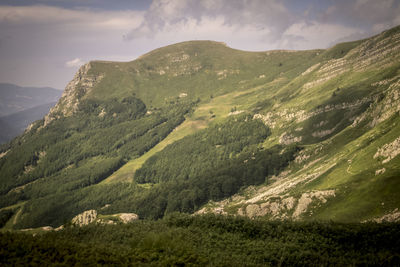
126,115,299,218
1,214,400,266
3,112,299,228
0,96,195,227
0,97,298,228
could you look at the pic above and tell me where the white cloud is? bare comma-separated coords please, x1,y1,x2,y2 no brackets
124,0,292,51
123,0,398,52
65,58,84,68
0,5,144,30
283,21,362,50
142,15,273,51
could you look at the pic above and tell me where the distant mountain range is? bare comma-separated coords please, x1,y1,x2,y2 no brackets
0,83,61,117
0,102,58,144
0,84,62,144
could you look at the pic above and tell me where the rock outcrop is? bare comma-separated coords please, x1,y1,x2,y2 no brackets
375,168,386,175
241,196,296,219
237,190,335,220
43,62,104,127
119,213,139,223
292,190,336,219
374,136,400,164
371,209,400,223
279,132,302,145
71,210,97,226
0,150,8,159
70,210,138,226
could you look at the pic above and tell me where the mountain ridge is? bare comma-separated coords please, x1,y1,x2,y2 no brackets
0,83,61,117
1,25,400,229
0,102,57,144
0,83,61,144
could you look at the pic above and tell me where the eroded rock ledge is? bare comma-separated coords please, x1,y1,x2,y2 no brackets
71,209,139,227
43,62,104,127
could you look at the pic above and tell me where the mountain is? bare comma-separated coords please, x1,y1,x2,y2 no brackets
0,83,61,117
1,26,400,230
0,84,62,144
0,102,57,144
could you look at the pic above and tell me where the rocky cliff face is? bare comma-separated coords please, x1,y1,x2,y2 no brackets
118,213,139,223
43,63,104,127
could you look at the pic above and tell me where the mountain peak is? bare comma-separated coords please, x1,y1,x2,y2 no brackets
43,62,104,126
2,26,400,229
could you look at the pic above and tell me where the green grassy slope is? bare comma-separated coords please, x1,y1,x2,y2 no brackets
198,26,400,221
0,26,400,229
89,41,320,107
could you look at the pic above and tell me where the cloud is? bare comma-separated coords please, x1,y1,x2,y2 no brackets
317,0,400,33
353,0,395,23
122,0,399,52
0,0,399,89
124,0,292,50
65,58,84,67
0,5,147,88
0,5,144,30
282,21,362,50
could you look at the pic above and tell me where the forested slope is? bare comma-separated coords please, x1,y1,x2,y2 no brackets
0,26,400,229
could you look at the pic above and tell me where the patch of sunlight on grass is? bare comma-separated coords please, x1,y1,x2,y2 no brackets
102,86,262,184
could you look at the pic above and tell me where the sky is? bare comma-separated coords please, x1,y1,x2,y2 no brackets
0,0,399,89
